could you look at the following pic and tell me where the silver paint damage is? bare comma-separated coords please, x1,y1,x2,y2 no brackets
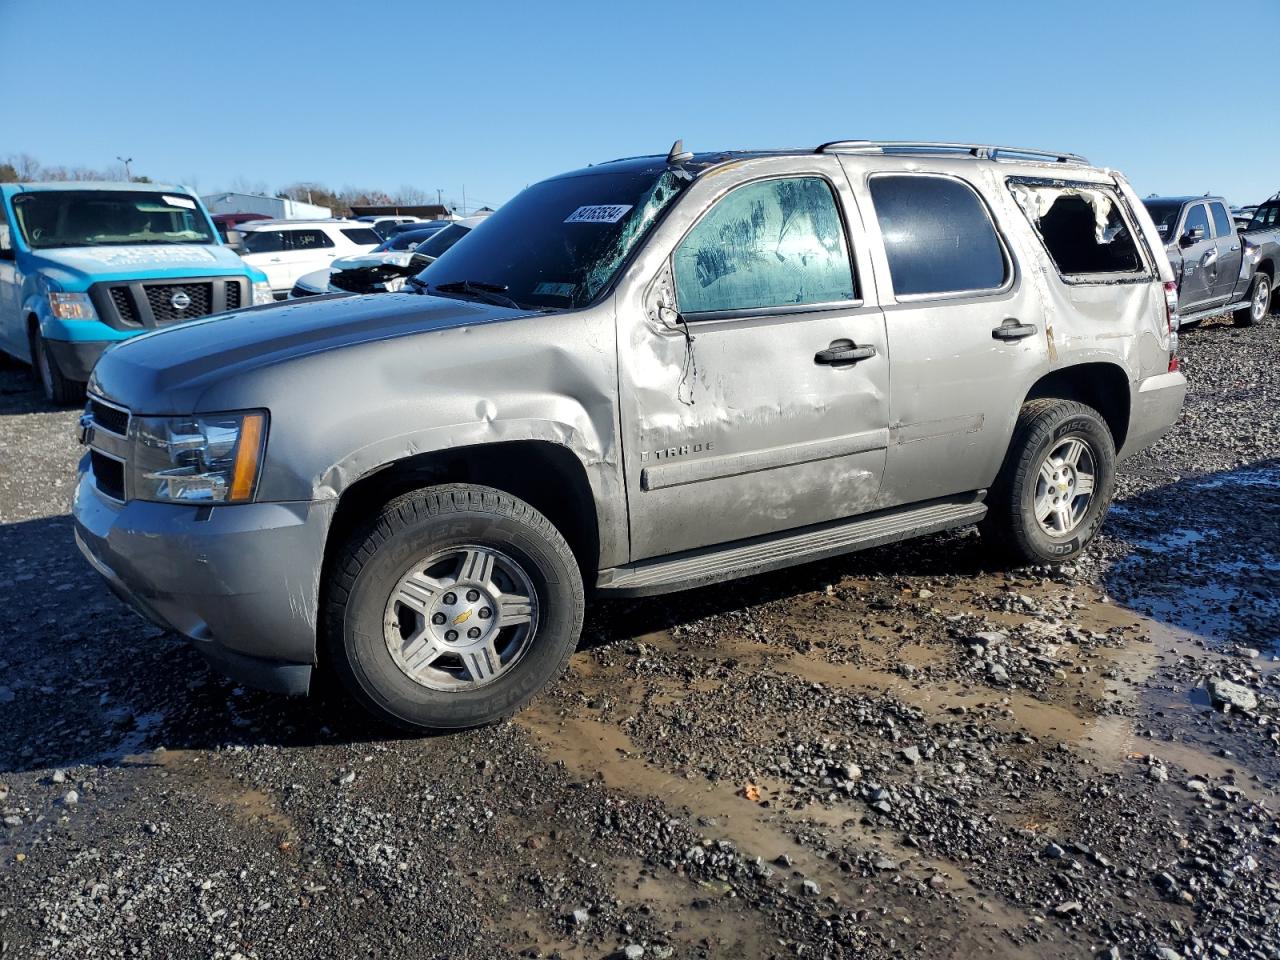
78,146,1185,681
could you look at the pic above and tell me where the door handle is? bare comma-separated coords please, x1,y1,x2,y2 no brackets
814,339,876,364
992,319,1037,341
1230,245,1240,251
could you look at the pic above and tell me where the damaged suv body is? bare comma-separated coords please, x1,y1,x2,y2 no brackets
73,141,1185,730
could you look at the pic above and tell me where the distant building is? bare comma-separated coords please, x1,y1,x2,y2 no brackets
201,191,332,220
348,203,453,220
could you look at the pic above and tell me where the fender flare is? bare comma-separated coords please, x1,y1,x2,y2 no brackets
314,413,628,569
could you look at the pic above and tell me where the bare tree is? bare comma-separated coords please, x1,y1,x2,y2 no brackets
394,184,430,205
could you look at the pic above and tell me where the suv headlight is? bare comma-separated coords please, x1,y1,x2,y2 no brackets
48,292,98,320
130,411,267,503
251,280,274,305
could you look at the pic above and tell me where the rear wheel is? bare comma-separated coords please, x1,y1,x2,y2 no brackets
324,484,584,730
980,399,1116,565
29,325,84,406
1234,273,1271,327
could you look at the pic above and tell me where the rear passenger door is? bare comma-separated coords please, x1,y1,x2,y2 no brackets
1208,201,1244,302
841,165,1050,507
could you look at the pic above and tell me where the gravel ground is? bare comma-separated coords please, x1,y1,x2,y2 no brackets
1,315,1277,959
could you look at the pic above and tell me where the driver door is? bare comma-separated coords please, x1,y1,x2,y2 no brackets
1175,202,1217,310
616,162,890,561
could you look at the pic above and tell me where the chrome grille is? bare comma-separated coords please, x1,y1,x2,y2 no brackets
87,397,129,436
84,395,132,502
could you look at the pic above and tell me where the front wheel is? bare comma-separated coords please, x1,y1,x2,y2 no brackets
324,484,584,731
30,327,85,405
980,399,1116,565
1234,273,1271,327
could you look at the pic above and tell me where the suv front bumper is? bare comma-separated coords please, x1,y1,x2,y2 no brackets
72,464,335,695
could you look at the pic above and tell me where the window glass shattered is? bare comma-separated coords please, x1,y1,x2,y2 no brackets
673,177,855,314
1010,181,1144,277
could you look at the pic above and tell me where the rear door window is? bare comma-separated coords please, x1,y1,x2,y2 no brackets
1009,180,1145,277
340,227,382,245
289,229,335,250
1209,202,1233,238
673,176,855,315
868,175,1007,297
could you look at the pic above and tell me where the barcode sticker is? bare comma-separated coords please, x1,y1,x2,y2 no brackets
564,204,632,224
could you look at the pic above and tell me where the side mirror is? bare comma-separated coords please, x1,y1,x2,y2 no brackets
0,224,13,259
1180,225,1205,247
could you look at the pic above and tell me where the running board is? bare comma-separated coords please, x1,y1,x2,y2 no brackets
596,495,987,597
1179,299,1247,325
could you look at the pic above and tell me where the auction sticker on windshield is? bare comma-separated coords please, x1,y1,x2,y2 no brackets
564,204,632,224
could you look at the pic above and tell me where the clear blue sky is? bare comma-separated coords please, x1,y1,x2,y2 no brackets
3,0,1277,210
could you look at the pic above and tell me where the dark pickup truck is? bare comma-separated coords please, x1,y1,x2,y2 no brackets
1143,194,1278,326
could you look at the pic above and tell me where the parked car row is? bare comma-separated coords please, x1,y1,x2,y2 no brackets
289,216,485,297
71,139,1190,730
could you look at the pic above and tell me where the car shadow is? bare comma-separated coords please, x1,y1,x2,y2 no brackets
0,356,66,416
1100,457,1280,650
0,509,1000,775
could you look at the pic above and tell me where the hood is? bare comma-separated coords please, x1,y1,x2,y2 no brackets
89,291,528,413
332,249,416,271
26,244,253,288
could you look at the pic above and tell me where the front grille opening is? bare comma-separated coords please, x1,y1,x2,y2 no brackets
88,398,129,436
145,282,213,324
225,280,242,310
109,287,140,325
91,451,125,501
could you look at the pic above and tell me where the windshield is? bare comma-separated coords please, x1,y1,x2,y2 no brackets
11,190,215,249
1142,201,1183,240
418,168,688,309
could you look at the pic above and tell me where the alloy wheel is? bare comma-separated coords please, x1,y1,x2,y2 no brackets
1033,437,1097,536
383,544,538,691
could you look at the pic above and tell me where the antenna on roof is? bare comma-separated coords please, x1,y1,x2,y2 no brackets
667,139,694,165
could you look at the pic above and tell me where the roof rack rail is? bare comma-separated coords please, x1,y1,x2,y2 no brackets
815,140,1089,165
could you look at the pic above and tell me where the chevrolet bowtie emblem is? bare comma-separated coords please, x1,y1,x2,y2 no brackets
452,609,473,626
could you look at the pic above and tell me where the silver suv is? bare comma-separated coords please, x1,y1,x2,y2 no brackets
73,140,1186,730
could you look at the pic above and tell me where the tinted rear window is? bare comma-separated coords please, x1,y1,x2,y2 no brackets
1210,203,1232,238
868,175,1006,296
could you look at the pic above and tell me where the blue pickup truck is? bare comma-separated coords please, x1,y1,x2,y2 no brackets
0,182,273,403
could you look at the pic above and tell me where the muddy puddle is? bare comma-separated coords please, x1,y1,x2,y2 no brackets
514,565,1276,956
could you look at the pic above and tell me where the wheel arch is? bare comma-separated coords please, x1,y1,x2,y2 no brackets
1023,362,1131,453
323,439,603,586
1255,259,1275,289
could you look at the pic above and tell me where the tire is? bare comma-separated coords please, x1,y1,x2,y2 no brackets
980,399,1116,565
1233,273,1271,327
29,326,85,406
324,483,584,731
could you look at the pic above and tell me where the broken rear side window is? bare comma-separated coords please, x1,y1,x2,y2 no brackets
1010,180,1145,279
